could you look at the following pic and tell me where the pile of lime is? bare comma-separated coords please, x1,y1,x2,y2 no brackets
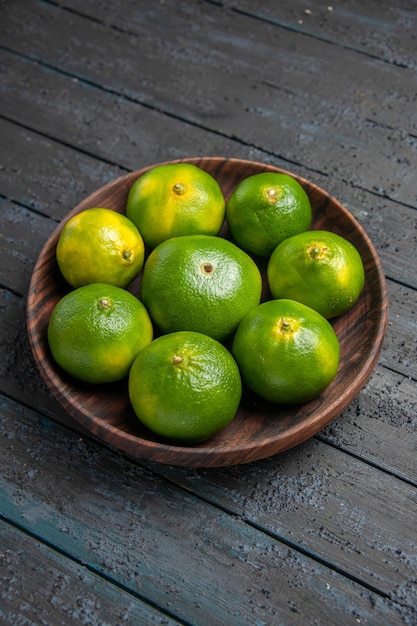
48,162,365,443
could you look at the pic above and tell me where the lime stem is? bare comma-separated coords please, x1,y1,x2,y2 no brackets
265,186,280,203
99,298,111,310
172,355,183,365
280,318,291,332
201,262,214,275
173,182,186,195
307,243,328,260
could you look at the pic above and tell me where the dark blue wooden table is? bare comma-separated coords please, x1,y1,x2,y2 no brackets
1,1,416,623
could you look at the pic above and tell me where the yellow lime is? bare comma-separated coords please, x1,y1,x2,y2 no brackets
56,208,145,288
232,299,340,404
126,163,226,249
128,331,242,443
140,235,262,342
47,283,153,383
267,230,365,318
226,172,312,257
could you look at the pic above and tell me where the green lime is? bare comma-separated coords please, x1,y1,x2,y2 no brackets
56,208,145,288
47,283,153,383
126,163,225,250
226,172,312,257
232,299,340,404
140,234,262,342
267,230,365,318
128,331,242,443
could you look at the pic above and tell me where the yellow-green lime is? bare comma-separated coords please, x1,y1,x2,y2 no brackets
56,207,145,288
126,163,226,249
141,234,263,342
232,299,340,404
47,283,153,383
267,230,365,318
128,331,242,443
226,172,312,257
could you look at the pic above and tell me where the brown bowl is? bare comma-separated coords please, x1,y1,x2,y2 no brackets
27,157,388,467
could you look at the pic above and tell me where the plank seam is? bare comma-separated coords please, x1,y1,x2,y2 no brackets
315,434,417,487
0,109,130,173
0,192,61,222
0,513,192,626
2,44,417,213
212,2,411,70
42,0,411,70
152,467,398,603
0,44,329,177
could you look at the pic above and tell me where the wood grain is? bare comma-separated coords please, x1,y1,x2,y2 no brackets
26,158,388,467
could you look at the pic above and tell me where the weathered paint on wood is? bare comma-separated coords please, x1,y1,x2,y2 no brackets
0,521,181,625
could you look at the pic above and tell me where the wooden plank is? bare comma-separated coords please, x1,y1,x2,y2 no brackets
319,363,417,482
0,394,411,624
152,427,417,609
337,187,417,291
0,287,76,427
2,0,417,208
0,197,56,296
0,49,271,176
380,281,417,378
0,520,181,625
218,0,417,70
0,118,125,221
66,0,417,139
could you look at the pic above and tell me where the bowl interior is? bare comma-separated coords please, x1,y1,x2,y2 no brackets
27,157,388,467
